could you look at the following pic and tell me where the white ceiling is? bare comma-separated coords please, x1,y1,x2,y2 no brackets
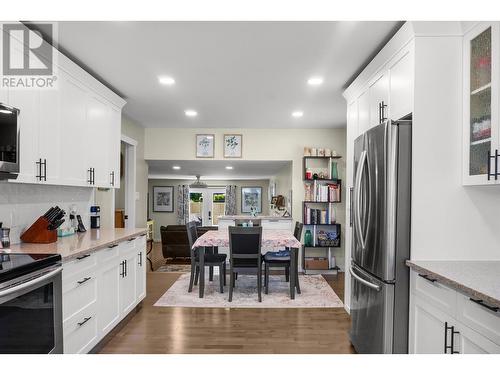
52,21,402,129
147,160,291,180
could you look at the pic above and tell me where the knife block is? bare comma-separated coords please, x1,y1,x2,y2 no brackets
20,217,58,244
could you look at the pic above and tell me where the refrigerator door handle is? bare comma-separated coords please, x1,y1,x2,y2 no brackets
350,265,381,292
354,150,368,250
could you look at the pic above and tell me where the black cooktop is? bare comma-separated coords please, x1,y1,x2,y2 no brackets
0,253,61,284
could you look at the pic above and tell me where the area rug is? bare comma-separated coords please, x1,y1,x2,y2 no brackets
154,273,343,308
155,264,191,273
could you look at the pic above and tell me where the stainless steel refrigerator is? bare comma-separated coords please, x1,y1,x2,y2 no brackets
349,119,412,354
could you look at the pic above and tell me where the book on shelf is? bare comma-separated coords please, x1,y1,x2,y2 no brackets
304,203,337,224
304,180,340,202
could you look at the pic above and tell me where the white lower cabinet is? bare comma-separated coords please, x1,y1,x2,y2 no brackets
409,270,500,354
119,248,138,316
62,235,147,353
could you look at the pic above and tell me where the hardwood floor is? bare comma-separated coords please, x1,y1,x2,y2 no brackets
99,260,355,354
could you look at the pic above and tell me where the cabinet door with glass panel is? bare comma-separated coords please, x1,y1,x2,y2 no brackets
463,22,500,185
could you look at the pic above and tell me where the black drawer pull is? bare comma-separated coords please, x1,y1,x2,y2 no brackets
128,237,137,242
77,317,92,327
108,243,119,248
418,273,437,283
470,298,499,312
76,254,91,260
77,277,91,285
140,233,146,237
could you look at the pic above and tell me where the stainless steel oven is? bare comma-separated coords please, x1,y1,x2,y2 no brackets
0,256,63,354
0,102,20,180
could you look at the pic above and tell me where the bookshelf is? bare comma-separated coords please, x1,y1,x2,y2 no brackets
302,156,342,275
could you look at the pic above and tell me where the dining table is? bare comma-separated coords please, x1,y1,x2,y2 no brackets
192,228,302,299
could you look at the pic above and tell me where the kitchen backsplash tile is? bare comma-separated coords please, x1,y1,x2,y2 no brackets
0,182,93,244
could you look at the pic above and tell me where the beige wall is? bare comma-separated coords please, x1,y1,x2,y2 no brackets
145,127,346,266
149,178,270,241
122,115,149,228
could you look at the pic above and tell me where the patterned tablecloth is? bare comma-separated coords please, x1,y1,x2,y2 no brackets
192,229,301,249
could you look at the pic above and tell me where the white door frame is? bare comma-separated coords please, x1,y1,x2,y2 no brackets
121,134,137,229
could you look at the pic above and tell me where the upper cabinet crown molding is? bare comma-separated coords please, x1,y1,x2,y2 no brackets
343,21,472,104
1,22,126,109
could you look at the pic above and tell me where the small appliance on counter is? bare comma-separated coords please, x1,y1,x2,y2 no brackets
20,207,66,244
90,205,100,229
0,223,11,248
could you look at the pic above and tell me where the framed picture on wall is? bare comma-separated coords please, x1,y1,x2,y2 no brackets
223,134,242,158
241,187,262,213
196,134,215,158
153,186,174,212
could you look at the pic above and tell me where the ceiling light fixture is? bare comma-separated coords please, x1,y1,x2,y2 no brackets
185,109,198,117
225,166,233,170
172,166,181,170
307,76,324,86
158,76,175,85
292,111,304,118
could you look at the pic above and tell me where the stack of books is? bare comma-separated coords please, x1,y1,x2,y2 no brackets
304,181,341,202
304,203,337,224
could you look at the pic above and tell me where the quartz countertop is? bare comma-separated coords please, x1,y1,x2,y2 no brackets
2,228,147,262
406,260,500,308
218,215,293,220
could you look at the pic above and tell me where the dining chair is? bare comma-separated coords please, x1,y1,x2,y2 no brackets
186,221,227,298
263,221,303,296
228,226,263,302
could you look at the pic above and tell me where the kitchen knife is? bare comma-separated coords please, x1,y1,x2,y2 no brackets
43,207,54,218
46,207,62,223
48,219,65,231
52,210,65,223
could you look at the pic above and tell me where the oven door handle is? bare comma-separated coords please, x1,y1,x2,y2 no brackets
0,267,62,298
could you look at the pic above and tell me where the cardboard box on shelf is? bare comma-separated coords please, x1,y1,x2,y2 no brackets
305,257,329,270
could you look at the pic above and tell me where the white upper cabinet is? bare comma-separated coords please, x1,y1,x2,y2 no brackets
59,71,89,186
368,71,389,127
463,22,500,185
4,22,125,189
388,47,414,121
357,90,370,135
9,89,40,183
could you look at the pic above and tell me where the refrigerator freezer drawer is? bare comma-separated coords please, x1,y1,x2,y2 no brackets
349,264,395,353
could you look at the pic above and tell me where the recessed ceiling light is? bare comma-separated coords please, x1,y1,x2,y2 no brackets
292,111,304,118
172,166,181,170
307,76,324,86
185,109,198,117
158,76,175,85
225,166,233,170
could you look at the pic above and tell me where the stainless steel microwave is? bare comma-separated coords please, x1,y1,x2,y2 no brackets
0,103,20,180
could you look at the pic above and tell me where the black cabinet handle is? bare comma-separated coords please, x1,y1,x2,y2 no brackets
77,276,91,285
487,150,498,181
444,321,449,353
77,316,92,327
140,233,146,237
110,171,115,186
470,298,499,312
451,327,460,354
418,273,437,283
120,261,125,277
36,158,47,181
87,168,93,184
138,252,142,267
349,187,353,227
128,237,137,242
108,243,118,249
92,168,95,185
76,254,91,260
380,101,387,122
124,259,127,277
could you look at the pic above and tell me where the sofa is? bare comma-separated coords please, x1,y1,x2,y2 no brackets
160,224,217,259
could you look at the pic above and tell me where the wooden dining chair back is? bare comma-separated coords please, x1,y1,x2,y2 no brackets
228,226,263,302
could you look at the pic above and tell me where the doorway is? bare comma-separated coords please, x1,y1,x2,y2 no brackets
114,135,137,229
189,187,226,226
